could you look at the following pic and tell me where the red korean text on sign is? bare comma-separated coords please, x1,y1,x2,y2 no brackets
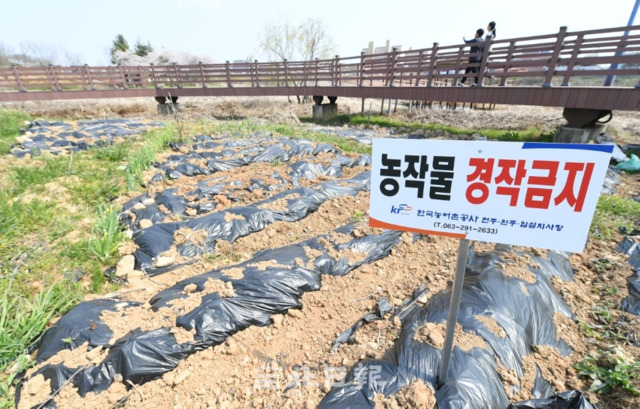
465,157,594,212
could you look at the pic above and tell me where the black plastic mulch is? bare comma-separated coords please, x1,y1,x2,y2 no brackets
10,119,165,157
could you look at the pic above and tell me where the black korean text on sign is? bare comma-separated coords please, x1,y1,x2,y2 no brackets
403,155,429,198
430,156,455,201
380,154,401,196
379,154,455,199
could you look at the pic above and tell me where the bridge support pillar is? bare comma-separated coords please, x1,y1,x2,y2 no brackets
155,96,181,115
312,95,338,121
553,108,611,143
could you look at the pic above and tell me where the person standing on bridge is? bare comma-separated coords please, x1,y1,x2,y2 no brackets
457,28,485,86
485,21,496,40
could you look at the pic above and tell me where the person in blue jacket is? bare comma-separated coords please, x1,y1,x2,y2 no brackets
457,28,485,86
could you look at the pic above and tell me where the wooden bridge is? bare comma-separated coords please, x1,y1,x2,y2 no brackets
1,25,639,122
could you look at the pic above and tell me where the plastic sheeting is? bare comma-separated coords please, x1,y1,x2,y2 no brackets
119,134,366,228
330,297,393,353
506,390,598,409
616,154,640,173
35,299,140,363
319,244,597,409
601,166,622,195
17,224,403,407
151,133,345,181
10,118,164,157
119,133,370,275
618,236,640,316
130,172,371,275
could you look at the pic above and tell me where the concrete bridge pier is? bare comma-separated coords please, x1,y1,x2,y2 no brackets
156,96,181,115
312,96,338,121
554,108,611,143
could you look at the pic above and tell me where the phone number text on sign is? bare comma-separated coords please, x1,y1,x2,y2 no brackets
433,222,498,235
369,140,613,253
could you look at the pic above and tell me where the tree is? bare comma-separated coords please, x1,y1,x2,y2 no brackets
110,34,129,64
134,40,154,57
260,21,298,62
112,49,215,66
260,18,335,62
0,43,12,66
17,42,58,66
298,18,335,62
260,18,335,102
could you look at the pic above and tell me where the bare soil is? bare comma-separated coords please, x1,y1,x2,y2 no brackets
10,97,640,409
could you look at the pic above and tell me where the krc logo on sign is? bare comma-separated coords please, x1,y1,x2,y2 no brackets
390,204,412,215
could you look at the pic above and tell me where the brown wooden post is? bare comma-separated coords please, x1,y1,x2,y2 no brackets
226,61,232,88
477,37,493,87
454,45,465,84
543,26,567,87
302,60,308,88
359,52,366,87
499,41,516,86
336,55,342,86
150,63,158,88
173,63,183,88
254,60,260,87
120,66,128,88
414,49,424,87
313,57,320,87
562,34,583,86
426,43,438,87
11,65,26,92
388,47,398,86
199,62,207,88
276,62,281,87
139,66,148,88
47,65,57,91
53,65,63,91
284,59,289,87
249,61,255,87
78,64,88,90
107,66,116,89
332,55,339,86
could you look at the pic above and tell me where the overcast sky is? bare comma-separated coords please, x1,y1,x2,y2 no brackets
1,0,637,66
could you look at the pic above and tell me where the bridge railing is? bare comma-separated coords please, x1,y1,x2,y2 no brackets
1,25,638,94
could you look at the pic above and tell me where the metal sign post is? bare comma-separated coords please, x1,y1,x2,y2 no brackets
437,238,470,387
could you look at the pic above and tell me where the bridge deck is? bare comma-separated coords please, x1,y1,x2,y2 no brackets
1,25,639,111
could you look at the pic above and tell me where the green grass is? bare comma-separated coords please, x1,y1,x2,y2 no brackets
0,282,80,403
303,114,555,143
0,110,190,407
88,204,128,262
591,195,640,240
0,108,32,155
125,124,179,190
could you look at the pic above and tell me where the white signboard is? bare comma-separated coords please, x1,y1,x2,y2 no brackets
370,139,613,253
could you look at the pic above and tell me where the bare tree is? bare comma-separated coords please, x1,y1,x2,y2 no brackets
298,18,335,61
0,42,12,66
18,42,59,66
260,20,298,62
260,18,335,103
